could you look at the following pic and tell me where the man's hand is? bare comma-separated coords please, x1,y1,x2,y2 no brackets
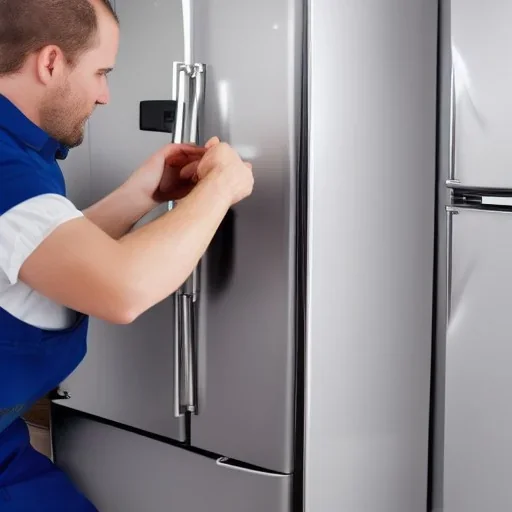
180,137,254,205
84,138,251,240
125,142,208,207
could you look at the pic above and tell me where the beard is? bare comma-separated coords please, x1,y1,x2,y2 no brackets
40,81,93,148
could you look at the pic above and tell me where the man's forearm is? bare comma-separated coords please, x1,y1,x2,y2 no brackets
116,177,230,316
82,184,157,239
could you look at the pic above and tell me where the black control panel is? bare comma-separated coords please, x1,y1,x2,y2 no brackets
139,100,178,134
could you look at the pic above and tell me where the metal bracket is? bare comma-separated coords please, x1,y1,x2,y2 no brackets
48,387,71,401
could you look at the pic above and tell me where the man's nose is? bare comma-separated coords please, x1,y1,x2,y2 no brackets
96,85,111,105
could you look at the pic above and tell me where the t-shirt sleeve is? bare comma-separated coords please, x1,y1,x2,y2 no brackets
0,195,83,285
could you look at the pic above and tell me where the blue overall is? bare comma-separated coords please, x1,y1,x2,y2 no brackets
0,95,97,510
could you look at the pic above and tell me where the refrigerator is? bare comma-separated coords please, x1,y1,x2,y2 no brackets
50,0,439,511
433,0,512,511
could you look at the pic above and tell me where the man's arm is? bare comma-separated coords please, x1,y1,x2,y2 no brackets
19,143,254,324
82,142,207,239
82,183,157,239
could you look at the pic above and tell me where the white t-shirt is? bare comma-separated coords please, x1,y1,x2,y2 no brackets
0,193,83,330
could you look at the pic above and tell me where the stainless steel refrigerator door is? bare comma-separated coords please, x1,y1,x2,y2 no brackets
189,0,300,474
444,206,512,512
306,0,438,511
53,410,292,512
451,0,512,188
56,0,186,441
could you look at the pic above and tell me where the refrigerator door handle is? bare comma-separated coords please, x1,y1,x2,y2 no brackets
179,63,205,299
171,61,206,417
180,294,196,411
174,292,184,417
446,206,458,320
449,63,456,182
171,61,186,418
171,61,187,145
446,59,460,187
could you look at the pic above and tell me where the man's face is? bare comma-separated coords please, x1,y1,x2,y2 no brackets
40,10,119,148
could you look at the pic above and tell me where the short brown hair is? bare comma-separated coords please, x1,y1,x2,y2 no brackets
0,0,118,76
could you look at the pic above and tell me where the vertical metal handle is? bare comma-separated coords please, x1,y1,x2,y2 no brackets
171,62,187,145
446,207,457,321
172,62,206,417
172,61,186,417
181,63,206,299
448,61,457,182
174,290,183,417
181,295,196,410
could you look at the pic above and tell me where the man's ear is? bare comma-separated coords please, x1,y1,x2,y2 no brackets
35,45,67,85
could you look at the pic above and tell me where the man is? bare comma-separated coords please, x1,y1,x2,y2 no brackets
0,0,254,509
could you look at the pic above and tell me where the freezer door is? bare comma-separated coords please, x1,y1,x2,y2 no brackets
56,0,186,440
189,0,300,474
444,206,512,511
451,0,512,188
53,408,292,512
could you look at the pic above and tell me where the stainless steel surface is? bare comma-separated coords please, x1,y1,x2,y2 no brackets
57,0,186,441
305,0,438,511
190,0,301,474
451,0,512,188
444,207,512,512
53,411,292,512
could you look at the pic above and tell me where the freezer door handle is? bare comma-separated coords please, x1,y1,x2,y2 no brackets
215,458,289,478
170,61,206,417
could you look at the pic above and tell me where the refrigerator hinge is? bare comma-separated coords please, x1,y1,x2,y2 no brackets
48,386,71,401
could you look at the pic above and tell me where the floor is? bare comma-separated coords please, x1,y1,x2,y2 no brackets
24,398,52,458
27,422,52,458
